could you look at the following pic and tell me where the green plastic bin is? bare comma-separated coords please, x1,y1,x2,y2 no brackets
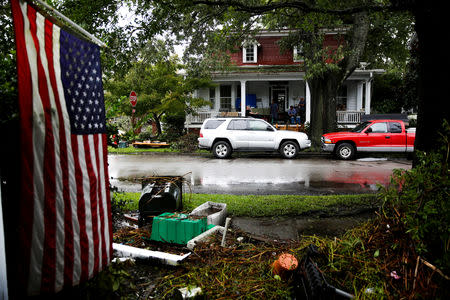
150,213,210,244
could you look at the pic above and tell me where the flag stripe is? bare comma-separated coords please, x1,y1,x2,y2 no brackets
41,17,65,291
101,133,113,260
84,135,100,275
43,17,75,288
11,0,34,291
19,1,47,294
92,134,105,269
97,135,108,267
71,135,90,283
26,7,59,292
50,24,81,287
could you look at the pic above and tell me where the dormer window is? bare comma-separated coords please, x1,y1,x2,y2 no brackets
293,46,304,62
242,42,258,63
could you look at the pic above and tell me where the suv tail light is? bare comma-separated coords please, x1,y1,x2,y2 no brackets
199,131,203,138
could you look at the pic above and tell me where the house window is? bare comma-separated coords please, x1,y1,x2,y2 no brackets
243,44,257,63
220,85,232,111
337,85,347,111
209,87,215,109
293,46,304,62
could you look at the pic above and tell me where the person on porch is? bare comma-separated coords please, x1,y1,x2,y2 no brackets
270,100,278,124
297,97,306,124
288,105,300,124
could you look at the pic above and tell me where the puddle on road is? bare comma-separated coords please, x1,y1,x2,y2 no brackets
110,177,382,195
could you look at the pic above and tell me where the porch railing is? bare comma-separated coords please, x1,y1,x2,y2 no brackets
337,111,365,124
186,110,363,126
186,111,213,125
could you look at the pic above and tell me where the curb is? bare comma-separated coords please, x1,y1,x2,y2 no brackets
108,150,331,158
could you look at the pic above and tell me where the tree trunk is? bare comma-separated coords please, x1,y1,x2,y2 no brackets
152,113,162,136
413,1,449,160
306,11,368,150
309,79,324,150
308,72,342,149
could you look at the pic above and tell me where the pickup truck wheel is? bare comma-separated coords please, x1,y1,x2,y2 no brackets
212,141,232,159
335,143,355,160
280,141,299,159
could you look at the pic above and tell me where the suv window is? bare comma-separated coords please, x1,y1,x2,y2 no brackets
227,119,247,130
204,119,225,129
248,120,268,131
389,122,402,133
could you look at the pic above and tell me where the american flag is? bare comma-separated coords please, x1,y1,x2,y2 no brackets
11,0,112,295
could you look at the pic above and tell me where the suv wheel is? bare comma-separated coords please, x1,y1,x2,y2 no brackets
335,143,355,160
212,141,232,159
280,141,299,159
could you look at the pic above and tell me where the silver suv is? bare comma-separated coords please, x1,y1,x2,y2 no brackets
198,117,311,159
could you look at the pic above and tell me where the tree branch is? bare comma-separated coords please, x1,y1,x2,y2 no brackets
192,0,391,16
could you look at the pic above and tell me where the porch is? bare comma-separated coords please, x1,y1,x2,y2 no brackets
185,110,365,129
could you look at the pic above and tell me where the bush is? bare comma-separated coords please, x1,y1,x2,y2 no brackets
380,122,450,272
161,114,186,142
170,133,199,152
106,122,119,146
137,129,154,141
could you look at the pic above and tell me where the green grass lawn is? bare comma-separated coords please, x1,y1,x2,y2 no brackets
113,192,379,217
107,146,208,154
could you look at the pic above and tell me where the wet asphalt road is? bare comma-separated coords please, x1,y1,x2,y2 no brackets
108,153,412,195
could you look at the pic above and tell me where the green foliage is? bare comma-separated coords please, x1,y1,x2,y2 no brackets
160,113,186,142
380,122,450,271
85,260,135,299
137,128,154,141
107,145,178,154
104,40,212,137
112,191,139,212
169,133,199,152
106,122,119,146
0,0,18,127
111,187,132,231
372,64,419,114
318,221,387,298
371,72,405,113
117,192,379,218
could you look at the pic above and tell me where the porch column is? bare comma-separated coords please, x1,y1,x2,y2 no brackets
305,81,311,123
356,81,364,111
365,78,372,114
240,80,246,116
231,82,236,111
215,85,220,113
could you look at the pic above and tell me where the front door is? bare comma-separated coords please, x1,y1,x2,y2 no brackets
271,86,288,113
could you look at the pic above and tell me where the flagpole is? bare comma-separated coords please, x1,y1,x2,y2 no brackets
31,0,107,48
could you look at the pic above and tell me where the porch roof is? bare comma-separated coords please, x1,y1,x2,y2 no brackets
211,67,384,82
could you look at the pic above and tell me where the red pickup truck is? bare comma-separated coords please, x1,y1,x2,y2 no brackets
321,120,415,160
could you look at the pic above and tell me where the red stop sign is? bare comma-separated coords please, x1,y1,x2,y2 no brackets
129,91,137,107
